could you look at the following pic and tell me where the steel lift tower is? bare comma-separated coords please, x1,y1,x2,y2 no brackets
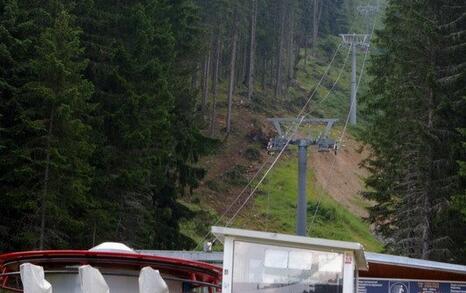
267,117,338,236
339,34,369,125
357,5,379,33
357,4,379,16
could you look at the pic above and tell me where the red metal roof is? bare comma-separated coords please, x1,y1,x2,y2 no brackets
360,262,466,281
0,250,222,292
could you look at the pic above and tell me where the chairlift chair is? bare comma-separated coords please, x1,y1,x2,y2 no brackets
267,136,288,153
317,137,338,154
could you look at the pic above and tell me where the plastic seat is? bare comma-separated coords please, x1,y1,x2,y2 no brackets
79,265,110,293
20,263,52,293
139,267,169,293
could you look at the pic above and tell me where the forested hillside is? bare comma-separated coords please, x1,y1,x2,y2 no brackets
0,0,210,250
0,0,357,251
0,0,464,265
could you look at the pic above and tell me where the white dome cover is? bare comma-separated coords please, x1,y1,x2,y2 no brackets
89,242,136,253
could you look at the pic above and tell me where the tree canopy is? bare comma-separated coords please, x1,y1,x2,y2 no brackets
361,0,466,263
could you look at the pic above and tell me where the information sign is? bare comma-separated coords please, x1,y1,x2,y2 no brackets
359,278,466,293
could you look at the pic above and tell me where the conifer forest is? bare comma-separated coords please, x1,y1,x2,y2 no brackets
0,0,465,265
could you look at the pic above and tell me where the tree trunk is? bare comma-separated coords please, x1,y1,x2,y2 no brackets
200,59,206,98
311,0,320,52
226,12,239,135
210,35,221,136
237,39,247,94
287,7,295,89
274,2,286,99
304,38,309,68
261,57,266,90
191,68,198,91
39,109,54,250
421,190,431,259
202,50,211,115
421,86,435,259
247,0,258,100
293,39,302,79
270,58,274,88
318,1,323,34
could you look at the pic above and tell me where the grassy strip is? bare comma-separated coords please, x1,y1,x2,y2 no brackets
235,156,382,252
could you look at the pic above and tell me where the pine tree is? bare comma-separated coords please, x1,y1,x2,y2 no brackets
436,0,466,264
0,1,94,249
73,0,212,249
362,0,465,262
0,0,36,251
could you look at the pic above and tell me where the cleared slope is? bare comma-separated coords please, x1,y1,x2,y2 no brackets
179,102,382,251
179,33,382,251
310,134,372,218
234,153,382,252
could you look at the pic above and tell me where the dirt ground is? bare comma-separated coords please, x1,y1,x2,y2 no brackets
310,135,371,218
196,102,272,215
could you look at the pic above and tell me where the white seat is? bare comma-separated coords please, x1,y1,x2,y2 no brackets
139,267,169,293
79,265,109,293
20,263,53,293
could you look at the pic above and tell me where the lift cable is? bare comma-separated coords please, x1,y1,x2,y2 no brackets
224,115,305,227
307,2,380,233
193,156,273,251
316,45,352,106
194,42,345,250
224,43,346,228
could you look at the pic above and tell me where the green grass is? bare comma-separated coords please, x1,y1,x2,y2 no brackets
235,155,383,252
293,35,372,122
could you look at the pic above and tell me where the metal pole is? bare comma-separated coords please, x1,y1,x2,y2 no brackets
350,40,357,125
297,139,308,236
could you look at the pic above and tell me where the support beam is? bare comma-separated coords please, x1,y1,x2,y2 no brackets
267,117,338,236
357,5,379,16
357,5,379,34
351,42,357,125
339,34,369,126
297,139,310,236
267,118,339,139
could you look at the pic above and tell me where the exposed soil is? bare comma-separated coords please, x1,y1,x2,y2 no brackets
310,135,371,218
195,100,274,217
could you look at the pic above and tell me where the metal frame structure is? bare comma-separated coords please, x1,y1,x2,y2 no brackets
212,226,368,293
357,5,379,17
0,270,218,291
356,5,379,39
267,117,338,236
340,34,369,46
0,250,222,292
339,34,369,125
267,118,337,139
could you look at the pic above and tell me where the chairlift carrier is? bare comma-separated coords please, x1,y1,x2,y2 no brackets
266,117,339,153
